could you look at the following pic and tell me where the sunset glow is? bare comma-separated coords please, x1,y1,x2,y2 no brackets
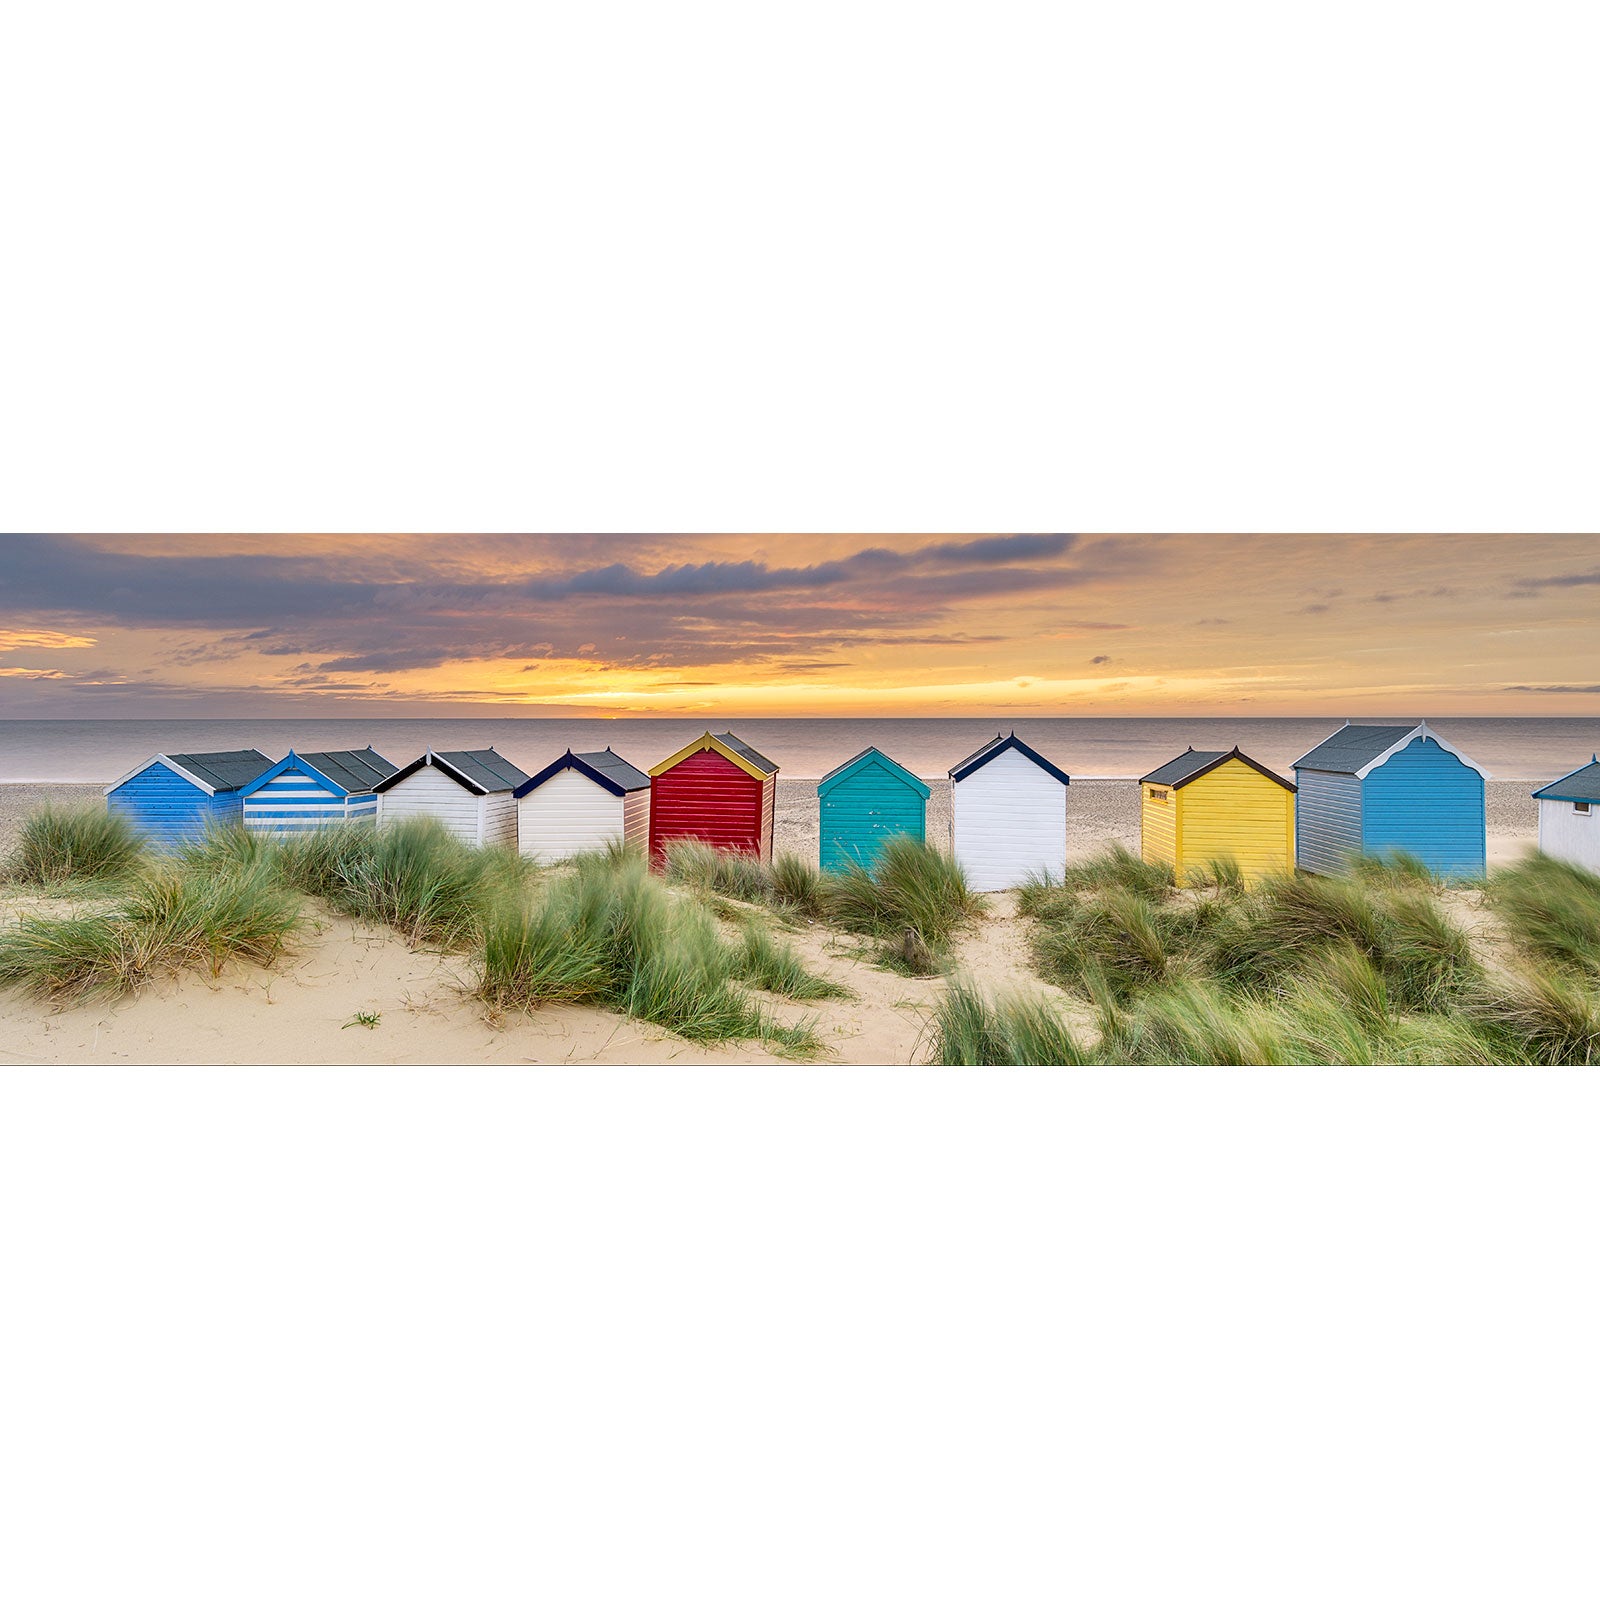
0,533,1595,718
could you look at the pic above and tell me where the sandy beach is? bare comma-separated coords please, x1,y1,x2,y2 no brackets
0,780,1542,1066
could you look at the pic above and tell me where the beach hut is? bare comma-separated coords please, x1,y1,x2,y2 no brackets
1292,721,1489,879
817,746,931,872
371,748,529,848
513,748,651,863
238,748,398,837
647,731,778,864
948,732,1070,892
1532,755,1600,874
104,749,276,847
1139,747,1296,883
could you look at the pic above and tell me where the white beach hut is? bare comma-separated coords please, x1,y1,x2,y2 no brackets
947,732,1071,891
372,748,528,849
513,748,651,863
1532,756,1600,874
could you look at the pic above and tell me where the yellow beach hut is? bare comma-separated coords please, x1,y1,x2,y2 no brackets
1139,747,1296,882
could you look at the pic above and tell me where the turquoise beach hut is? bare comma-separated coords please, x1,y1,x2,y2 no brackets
1292,721,1489,879
816,746,931,871
105,749,275,848
238,748,399,836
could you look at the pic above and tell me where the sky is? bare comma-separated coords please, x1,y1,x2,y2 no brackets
0,532,1596,718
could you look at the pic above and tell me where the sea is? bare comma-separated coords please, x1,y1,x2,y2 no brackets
1,717,1594,785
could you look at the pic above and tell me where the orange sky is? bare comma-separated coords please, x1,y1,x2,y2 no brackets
0,533,1596,717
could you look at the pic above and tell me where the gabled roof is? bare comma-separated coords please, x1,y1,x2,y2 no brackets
515,747,651,799
240,747,398,799
1141,747,1296,793
301,748,398,793
372,747,529,796
714,731,778,775
648,731,778,782
106,749,274,797
817,746,931,799
1293,721,1490,780
1532,756,1600,803
949,732,1070,787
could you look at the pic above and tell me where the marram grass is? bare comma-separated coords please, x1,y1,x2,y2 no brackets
476,850,829,1057
0,858,299,1001
928,984,1092,1065
1005,844,1600,1065
8,805,147,886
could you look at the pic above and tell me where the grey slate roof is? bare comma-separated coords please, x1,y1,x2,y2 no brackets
1140,747,1296,793
515,748,651,798
435,749,529,793
374,748,530,795
716,731,779,775
1141,749,1227,787
167,749,275,791
1532,757,1600,803
949,732,1070,786
1293,724,1419,775
299,748,399,795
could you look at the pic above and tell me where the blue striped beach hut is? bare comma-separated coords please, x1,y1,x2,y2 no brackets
1292,721,1489,878
238,748,399,836
816,747,930,871
105,749,275,848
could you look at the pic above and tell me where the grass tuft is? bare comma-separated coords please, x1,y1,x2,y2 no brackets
1488,854,1600,976
929,983,1092,1065
8,805,147,885
731,922,851,999
820,835,979,953
0,858,299,1001
477,850,835,1055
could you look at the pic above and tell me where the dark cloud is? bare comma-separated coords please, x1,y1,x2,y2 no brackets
1299,604,1330,615
1090,655,1111,664
1194,618,1231,626
0,534,1124,681
1502,683,1600,694
1514,570,1600,589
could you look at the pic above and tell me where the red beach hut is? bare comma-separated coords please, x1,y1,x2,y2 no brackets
647,731,779,865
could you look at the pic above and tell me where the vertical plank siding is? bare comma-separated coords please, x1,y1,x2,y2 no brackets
1295,767,1363,875
1360,737,1485,878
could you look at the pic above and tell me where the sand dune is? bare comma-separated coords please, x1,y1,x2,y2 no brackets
0,780,1541,1065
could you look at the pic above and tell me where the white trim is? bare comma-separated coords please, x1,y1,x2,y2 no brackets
1353,721,1493,781
103,752,218,798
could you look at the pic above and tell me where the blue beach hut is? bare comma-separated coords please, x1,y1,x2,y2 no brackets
104,749,275,848
238,748,399,836
1292,721,1489,878
817,747,931,871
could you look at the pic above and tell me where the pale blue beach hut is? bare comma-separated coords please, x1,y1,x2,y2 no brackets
1292,721,1489,878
